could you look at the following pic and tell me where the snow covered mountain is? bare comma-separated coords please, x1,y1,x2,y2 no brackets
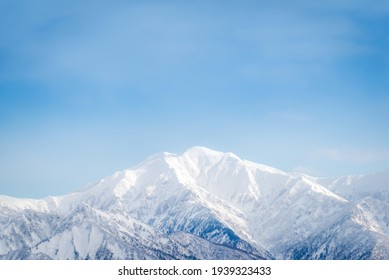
1,147,388,259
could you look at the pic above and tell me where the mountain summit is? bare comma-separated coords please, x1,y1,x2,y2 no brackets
1,147,388,259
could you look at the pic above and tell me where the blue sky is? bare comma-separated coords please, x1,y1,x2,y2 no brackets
1,0,389,198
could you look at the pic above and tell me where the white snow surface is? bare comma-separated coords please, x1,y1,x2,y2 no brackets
1,146,388,259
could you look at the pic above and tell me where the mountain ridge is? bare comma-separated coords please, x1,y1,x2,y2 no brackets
1,146,388,259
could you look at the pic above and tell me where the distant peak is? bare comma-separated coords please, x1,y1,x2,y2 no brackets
144,151,176,161
183,146,239,159
184,146,220,155
154,151,176,158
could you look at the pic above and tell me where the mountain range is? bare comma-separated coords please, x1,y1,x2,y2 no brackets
1,146,388,259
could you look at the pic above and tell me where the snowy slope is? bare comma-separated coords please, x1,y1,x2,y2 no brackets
317,169,389,203
284,197,389,259
0,146,388,259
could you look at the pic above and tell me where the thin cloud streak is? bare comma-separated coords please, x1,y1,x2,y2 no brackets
313,148,389,164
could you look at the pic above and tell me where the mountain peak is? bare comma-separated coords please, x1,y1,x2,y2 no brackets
184,146,224,156
183,146,240,162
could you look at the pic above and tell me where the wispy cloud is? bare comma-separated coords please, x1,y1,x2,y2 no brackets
234,9,374,88
313,148,389,164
